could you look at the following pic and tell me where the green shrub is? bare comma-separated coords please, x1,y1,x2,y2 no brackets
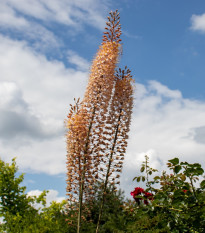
130,156,205,232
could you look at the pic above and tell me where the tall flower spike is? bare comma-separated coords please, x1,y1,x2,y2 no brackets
96,67,134,233
66,10,134,233
66,10,123,233
81,9,122,194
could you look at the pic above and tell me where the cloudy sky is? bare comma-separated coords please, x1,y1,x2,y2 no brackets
1,0,205,201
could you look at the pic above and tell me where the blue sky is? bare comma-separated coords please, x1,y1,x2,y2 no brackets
1,0,205,201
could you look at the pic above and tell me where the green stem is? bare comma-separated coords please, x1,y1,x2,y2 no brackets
188,175,198,201
145,156,149,186
155,204,183,212
96,108,122,233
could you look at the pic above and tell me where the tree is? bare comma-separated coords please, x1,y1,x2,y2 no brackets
0,158,35,224
0,158,69,233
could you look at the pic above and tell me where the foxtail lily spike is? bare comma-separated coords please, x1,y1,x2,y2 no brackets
65,10,134,233
95,67,134,233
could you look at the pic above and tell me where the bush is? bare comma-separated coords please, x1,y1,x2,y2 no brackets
0,158,69,233
130,156,205,232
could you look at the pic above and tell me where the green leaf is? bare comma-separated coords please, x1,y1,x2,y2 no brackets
152,169,158,172
168,158,179,165
132,177,137,181
174,165,182,174
180,161,188,166
140,166,145,172
142,176,145,182
180,174,186,181
137,177,141,182
195,167,204,176
200,180,205,189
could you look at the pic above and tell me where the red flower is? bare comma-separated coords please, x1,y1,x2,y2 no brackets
130,187,145,205
131,187,154,205
144,192,154,204
130,187,144,197
182,189,188,193
144,192,153,199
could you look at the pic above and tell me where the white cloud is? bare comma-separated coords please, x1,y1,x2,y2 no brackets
67,50,90,71
0,35,87,174
0,82,27,111
27,189,65,208
0,3,60,51
0,81,63,141
0,2,29,28
0,0,110,52
0,35,87,119
193,126,205,144
190,13,205,33
123,30,142,40
0,0,109,31
121,81,205,197
148,80,182,99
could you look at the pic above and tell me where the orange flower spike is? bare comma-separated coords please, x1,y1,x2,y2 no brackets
65,10,133,233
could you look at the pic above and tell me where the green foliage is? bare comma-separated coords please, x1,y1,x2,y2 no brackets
0,158,30,215
65,182,132,233
0,158,130,233
133,155,158,189
1,156,204,232
90,184,129,233
132,155,205,232
0,158,69,233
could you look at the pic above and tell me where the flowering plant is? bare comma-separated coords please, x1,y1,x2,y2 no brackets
130,187,153,205
130,156,205,232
